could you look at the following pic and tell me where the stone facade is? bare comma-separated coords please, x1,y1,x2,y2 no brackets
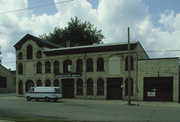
138,58,179,102
0,64,16,93
14,34,179,102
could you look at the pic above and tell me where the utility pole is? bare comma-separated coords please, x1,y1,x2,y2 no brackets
0,46,1,64
128,27,131,105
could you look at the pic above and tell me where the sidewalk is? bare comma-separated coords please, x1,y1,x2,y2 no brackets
0,93,16,97
62,98,180,108
1,93,180,108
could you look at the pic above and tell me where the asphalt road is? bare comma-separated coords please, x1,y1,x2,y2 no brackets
0,95,180,121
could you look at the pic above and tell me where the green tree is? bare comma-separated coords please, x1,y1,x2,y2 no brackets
40,16,104,47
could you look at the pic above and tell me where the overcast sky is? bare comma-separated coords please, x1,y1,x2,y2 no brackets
0,0,180,70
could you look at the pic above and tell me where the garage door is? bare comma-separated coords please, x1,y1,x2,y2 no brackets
144,77,173,101
62,79,74,98
107,78,122,100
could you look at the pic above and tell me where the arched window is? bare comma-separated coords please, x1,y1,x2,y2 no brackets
54,79,59,86
37,80,42,86
77,79,83,95
63,59,72,73
97,78,104,95
45,79,51,86
26,80,34,92
45,61,51,73
36,62,42,73
125,56,134,71
76,59,83,73
36,50,42,58
86,58,93,72
125,78,133,96
18,63,23,74
27,45,33,59
97,57,104,72
18,52,23,60
54,61,59,74
87,78,93,95
18,80,23,95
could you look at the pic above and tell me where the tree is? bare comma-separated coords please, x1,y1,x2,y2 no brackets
40,16,104,47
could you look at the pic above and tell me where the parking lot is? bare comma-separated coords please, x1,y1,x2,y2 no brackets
0,94,180,121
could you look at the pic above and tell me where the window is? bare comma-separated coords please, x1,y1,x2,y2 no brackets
76,59,83,73
27,45,33,59
18,52,23,60
54,61,59,74
54,79,59,86
0,77,7,88
97,78,104,95
45,61,51,73
97,57,104,72
87,78,93,95
86,58,93,72
18,63,23,74
125,78,133,96
36,50,42,58
36,62,42,73
125,56,134,71
37,80,42,86
45,79,51,86
77,79,83,95
63,59,72,73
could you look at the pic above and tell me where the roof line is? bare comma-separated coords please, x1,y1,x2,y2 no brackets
44,41,139,52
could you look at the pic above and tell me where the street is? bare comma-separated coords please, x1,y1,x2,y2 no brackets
0,95,180,121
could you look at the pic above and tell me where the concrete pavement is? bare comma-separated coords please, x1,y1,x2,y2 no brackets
1,93,180,121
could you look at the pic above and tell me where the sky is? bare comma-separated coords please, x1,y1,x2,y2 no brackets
0,0,180,70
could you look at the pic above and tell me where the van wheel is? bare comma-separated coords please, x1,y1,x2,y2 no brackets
45,97,50,102
27,96,31,101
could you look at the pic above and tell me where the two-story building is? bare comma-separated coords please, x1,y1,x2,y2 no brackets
14,34,179,102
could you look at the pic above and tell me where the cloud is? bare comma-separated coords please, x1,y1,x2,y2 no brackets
0,0,180,70
138,10,180,57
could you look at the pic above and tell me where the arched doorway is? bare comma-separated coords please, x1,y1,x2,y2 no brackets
18,80,23,95
26,80,34,92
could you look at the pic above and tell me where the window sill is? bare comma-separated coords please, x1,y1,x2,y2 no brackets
96,70,105,72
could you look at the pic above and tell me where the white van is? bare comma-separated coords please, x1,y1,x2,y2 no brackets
25,87,62,102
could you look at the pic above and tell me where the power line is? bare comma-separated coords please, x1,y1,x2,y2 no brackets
145,50,180,53
0,0,74,15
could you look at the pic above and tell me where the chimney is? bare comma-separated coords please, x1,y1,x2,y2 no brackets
66,40,70,47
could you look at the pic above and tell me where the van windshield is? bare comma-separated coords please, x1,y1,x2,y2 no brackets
55,88,61,93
